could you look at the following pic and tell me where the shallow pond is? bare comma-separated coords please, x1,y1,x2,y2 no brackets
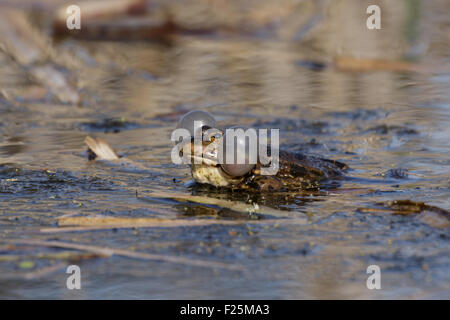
0,0,449,299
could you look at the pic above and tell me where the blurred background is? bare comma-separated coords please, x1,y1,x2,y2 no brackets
0,0,449,299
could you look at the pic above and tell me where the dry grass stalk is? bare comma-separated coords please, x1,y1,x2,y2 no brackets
145,191,304,219
9,239,243,271
38,215,307,233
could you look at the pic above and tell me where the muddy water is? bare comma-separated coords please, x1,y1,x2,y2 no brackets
0,1,449,299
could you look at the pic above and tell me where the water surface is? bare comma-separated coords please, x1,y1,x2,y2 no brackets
0,0,449,299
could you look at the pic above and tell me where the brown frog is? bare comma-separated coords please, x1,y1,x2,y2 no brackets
176,111,348,192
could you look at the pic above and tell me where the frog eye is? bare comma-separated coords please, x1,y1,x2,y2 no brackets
218,126,256,177
202,128,223,143
209,133,222,142
176,110,216,138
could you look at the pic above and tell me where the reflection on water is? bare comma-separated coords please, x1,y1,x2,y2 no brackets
0,0,449,299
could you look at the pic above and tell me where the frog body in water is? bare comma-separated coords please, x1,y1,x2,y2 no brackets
183,124,348,192
190,148,347,192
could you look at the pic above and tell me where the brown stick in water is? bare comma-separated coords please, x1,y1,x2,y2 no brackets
9,239,243,271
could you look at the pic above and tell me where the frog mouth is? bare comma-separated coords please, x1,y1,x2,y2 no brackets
179,137,221,167
190,154,219,166
178,127,258,183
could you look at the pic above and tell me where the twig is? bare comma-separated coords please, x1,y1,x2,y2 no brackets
9,239,243,271
39,216,307,233
54,0,147,28
142,191,304,219
58,216,247,227
23,262,67,280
